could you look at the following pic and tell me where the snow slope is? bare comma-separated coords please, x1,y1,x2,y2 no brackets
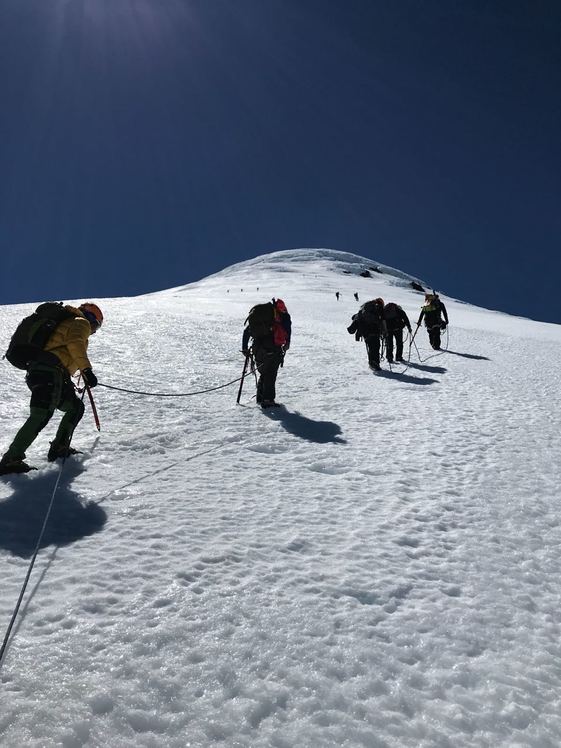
1,248,561,747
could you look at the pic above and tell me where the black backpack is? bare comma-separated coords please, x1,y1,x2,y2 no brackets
5,302,76,370
246,303,274,339
384,302,400,320
359,301,384,333
384,302,404,328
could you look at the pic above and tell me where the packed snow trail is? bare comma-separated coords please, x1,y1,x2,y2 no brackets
1,249,561,747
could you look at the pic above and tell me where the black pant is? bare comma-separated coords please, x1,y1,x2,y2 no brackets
253,346,283,403
427,325,442,349
385,328,404,361
364,334,381,367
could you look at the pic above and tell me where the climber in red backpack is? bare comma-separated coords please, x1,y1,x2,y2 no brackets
242,298,291,408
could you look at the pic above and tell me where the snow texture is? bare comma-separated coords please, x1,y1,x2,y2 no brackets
1,248,561,747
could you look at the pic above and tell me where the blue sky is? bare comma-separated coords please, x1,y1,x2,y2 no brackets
1,0,560,323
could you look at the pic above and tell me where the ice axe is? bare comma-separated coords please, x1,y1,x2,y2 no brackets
85,384,101,431
76,374,100,431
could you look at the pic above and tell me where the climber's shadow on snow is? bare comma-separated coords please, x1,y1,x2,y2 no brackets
0,460,107,558
445,349,490,361
405,361,447,374
377,370,438,385
263,407,346,444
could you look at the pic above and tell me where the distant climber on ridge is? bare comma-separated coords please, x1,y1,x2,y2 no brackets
347,297,386,371
242,298,291,408
416,293,449,350
0,302,103,475
383,301,412,363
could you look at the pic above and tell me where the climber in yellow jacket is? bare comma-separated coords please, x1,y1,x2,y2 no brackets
0,303,103,475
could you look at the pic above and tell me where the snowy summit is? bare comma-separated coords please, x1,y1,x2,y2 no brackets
1,248,561,747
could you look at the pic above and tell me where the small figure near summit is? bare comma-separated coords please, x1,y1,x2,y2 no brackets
0,302,103,475
242,298,291,408
347,297,386,371
416,293,448,350
335,292,340,301
383,302,412,363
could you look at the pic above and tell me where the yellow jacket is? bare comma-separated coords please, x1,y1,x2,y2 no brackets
44,306,93,375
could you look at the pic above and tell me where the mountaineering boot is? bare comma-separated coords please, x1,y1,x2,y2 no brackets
47,444,82,462
396,356,404,362
0,454,36,475
260,400,281,409
369,363,381,371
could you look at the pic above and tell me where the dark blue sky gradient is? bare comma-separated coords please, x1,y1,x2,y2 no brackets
1,0,560,322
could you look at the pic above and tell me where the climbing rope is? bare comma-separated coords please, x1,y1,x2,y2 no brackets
0,459,67,668
98,358,266,399
98,372,248,398
411,325,450,363
381,330,414,375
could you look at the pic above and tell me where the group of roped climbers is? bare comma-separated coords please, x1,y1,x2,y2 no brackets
239,293,447,401
347,292,448,370
0,292,448,475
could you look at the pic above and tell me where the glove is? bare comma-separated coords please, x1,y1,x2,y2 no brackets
441,321,448,330
242,348,251,357
283,342,290,351
82,368,98,388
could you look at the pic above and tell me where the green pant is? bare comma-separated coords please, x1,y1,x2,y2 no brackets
5,364,84,460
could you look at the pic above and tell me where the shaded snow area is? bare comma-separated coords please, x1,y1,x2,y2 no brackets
1,248,561,747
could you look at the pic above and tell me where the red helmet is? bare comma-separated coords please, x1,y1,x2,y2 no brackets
274,298,287,313
80,302,104,329
374,297,384,306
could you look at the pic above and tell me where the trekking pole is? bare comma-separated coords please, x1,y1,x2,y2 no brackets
405,331,413,365
86,384,101,431
236,354,250,404
410,324,420,345
250,353,258,387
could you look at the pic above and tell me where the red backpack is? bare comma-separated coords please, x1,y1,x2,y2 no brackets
272,299,290,346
